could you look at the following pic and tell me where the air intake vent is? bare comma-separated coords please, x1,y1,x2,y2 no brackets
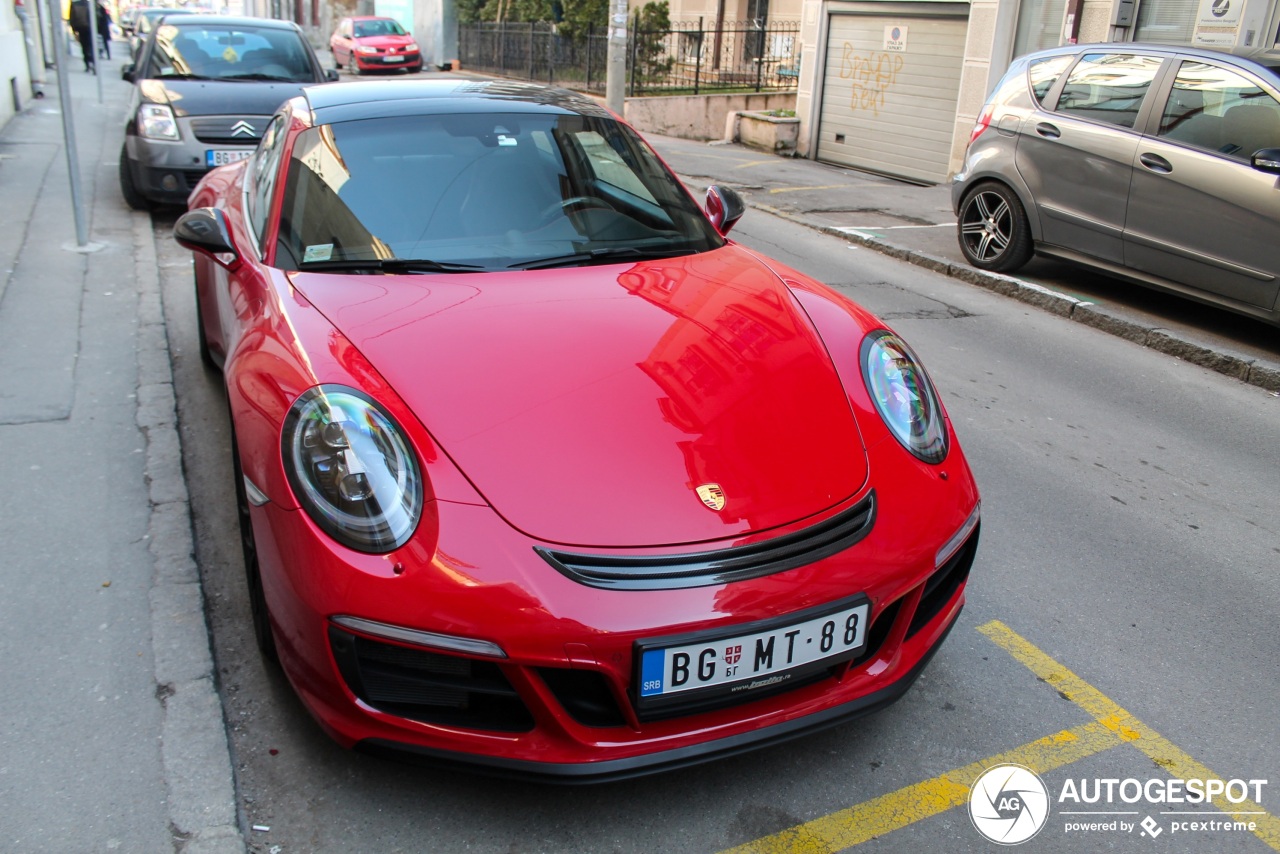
329,626,534,732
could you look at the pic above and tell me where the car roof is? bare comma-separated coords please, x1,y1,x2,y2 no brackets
159,14,303,30
1027,41,1280,81
302,80,614,125
348,15,400,21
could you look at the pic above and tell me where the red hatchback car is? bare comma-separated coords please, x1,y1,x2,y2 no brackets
329,15,423,74
175,80,981,781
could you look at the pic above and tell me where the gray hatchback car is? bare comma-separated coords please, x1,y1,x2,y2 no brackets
952,44,1280,326
119,15,337,209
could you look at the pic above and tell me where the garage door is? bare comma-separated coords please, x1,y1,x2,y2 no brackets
817,14,966,184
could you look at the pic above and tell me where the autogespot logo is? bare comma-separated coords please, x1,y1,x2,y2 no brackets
969,764,1051,845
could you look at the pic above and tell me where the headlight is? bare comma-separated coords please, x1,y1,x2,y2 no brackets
281,386,423,553
860,330,948,464
138,103,180,141
355,45,379,55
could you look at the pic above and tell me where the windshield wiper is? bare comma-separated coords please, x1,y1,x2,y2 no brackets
160,72,217,80
509,247,693,271
297,258,486,274
221,72,303,82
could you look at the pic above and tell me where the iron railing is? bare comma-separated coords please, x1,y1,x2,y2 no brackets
457,19,801,96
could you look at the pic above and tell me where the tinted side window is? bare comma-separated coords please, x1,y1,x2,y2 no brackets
1158,60,1280,161
1029,55,1073,106
248,115,288,242
1055,53,1163,128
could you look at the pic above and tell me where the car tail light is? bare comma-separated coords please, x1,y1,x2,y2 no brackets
967,104,994,148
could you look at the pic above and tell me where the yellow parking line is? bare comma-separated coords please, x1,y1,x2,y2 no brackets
722,622,1280,853
979,620,1280,851
733,159,785,169
720,721,1122,854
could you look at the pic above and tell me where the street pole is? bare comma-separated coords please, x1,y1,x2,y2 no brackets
46,0,96,251
604,0,626,116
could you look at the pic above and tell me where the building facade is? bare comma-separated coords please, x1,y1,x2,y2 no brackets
3,0,43,129
790,0,1280,183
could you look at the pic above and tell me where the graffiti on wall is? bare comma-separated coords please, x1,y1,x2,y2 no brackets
837,45,905,116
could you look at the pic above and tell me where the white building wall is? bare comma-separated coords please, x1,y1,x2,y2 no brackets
0,4,36,131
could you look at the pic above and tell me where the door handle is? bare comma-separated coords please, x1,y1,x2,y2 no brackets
1139,153,1172,174
1035,122,1061,139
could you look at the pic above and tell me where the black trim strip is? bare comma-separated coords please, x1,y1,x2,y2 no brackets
534,491,876,591
355,608,958,784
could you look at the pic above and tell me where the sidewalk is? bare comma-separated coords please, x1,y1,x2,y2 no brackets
646,133,1280,393
0,46,242,854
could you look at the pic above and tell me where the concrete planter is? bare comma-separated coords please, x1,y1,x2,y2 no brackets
736,111,800,154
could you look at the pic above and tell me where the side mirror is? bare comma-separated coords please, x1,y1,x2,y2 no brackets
174,207,241,270
705,185,745,235
121,63,135,82
1251,148,1280,175
325,68,340,82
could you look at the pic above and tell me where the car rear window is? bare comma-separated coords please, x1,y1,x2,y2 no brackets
1028,55,1073,105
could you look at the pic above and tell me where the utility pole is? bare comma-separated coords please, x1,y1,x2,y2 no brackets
605,0,627,115
46,0,95,250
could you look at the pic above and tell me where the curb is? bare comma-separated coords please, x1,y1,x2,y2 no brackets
133,210,246,854
683,181,1280,394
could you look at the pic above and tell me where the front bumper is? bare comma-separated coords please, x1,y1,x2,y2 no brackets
354,51,422,71
124,116,261,205
252,435,979,778
359,615,958,783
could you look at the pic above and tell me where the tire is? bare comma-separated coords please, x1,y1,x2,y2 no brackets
332,48,341,69
957,181,1033,273
231,429,279,664
118,143,153,212
193,267,218,371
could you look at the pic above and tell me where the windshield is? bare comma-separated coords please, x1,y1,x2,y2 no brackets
274,112,725,271
354,19,407,37
147,23,316,82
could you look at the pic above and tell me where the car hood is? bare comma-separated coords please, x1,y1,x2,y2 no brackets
291,246,871,548
355,35,416,47
139,78,312,115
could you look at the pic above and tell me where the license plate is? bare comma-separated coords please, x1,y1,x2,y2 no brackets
635,596,870,716
384,54,405,62
206,149,253,167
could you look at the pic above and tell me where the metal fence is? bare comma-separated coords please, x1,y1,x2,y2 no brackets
458,19,801,96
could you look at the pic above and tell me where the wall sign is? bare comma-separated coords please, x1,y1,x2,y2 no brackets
883,25,908,52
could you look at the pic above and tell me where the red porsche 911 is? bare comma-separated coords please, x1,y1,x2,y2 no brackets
175,80,981,782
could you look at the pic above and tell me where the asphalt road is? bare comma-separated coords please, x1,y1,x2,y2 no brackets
156,203,1280,853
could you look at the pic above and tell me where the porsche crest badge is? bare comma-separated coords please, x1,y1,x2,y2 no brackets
696,483,726,511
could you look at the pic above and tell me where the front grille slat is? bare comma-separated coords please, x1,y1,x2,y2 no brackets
189,116,267,144
536,491,876,591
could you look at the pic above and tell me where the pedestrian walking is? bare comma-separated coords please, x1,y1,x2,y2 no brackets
68,0,95,72
96,1,113,59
